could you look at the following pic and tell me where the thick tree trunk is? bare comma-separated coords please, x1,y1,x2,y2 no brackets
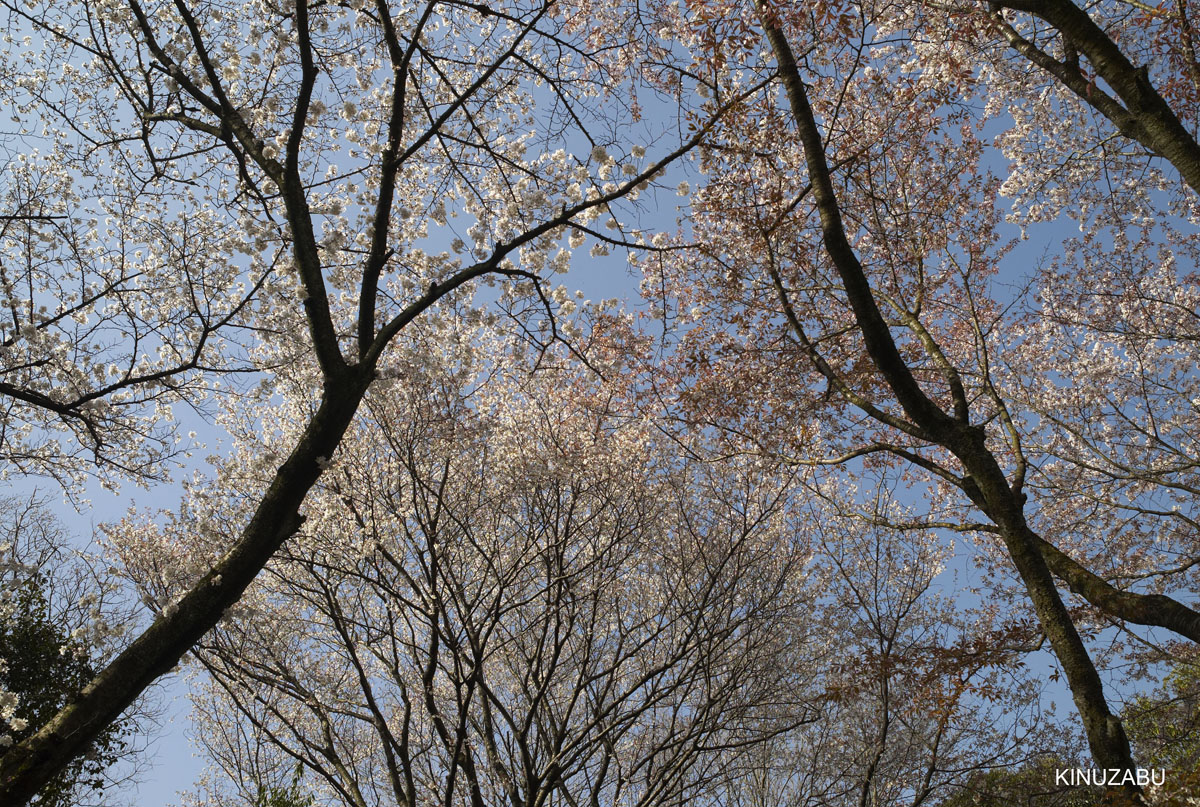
756,5,1142,798
1037,534,1200,643
0,368,372,805
996,0,1200,194
950,432,1138,776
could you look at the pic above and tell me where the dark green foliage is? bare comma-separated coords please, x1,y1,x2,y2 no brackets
252,765,315,807
0,574,129,807
1125,662,1200,770
1124,659,1200,804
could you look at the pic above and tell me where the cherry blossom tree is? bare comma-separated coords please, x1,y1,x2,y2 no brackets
8,0,1200,802
106,314,816,807
639,1,1200,801
112,309,1063,807
705,474,1083,807
0,0,732,801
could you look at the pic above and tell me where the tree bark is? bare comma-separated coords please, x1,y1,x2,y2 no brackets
996,0,1200,194
0,368,372,805
756,5,1142,795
